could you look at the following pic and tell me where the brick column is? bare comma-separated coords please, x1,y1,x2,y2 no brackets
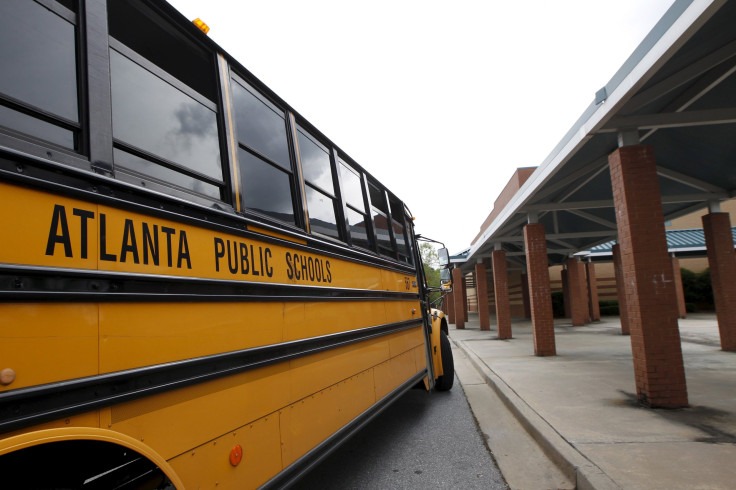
566,258,587,326
612,244,630,335
561,269,571,319
475,262,491,331
445,288,455,324
452,267,465,329
586,261,601,321
492,250,512,339
610,145,687,408
671,256,687,320
521,273,531,319
524,222,556,356
461,272,468,322
703,212,736,351
579,260,591,323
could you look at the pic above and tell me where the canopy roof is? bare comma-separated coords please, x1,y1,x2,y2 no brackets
465,0,736,268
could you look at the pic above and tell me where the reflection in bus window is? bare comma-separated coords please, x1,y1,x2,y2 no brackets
298,130,334,194
231,80,291,169
114,148,221,199
298,128,340,240
240,148,296,224
390,196,412,264
346,207,371,250
306,186,340,238
340,161,373,249
231,76,296,224
340,163,365,212
0,0,78,149
110,50,222,180
369,182,394,256
0,105,75,149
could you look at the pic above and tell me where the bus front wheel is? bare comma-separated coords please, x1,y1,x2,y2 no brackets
435,330,454,391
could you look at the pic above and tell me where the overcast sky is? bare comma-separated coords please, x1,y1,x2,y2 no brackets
168,0,676,253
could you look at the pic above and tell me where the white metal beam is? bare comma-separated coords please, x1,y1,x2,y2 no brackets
623,38,736,113
601,107,736,132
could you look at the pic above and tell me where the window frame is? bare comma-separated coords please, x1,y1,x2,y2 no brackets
0,0,84,158
107,38,227,204
229,72,304,230
294,124,343,241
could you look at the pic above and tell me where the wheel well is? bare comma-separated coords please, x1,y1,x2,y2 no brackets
0,439,174,489
441,317,448,336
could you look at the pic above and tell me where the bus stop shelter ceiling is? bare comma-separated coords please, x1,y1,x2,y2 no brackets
465,0,736,269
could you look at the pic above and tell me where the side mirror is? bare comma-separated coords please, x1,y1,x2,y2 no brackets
437,248,449,267
440,268,452,292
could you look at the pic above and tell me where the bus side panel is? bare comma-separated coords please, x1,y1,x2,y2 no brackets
104,330,408,461
373,350,419,401
283,301,387,342
288,335,391,403
167,413,282,490
279,370,375,468
0,304,99,391
104,363,291,461
98,302,285,373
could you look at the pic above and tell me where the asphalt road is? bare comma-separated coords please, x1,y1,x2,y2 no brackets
292,375,508,489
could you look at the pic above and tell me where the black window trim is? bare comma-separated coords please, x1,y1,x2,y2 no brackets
35,0,76,24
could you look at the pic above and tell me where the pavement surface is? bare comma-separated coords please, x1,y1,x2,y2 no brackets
450,313,736,490
293,376,507,489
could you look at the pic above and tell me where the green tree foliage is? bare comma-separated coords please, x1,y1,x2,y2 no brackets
419,242,441,305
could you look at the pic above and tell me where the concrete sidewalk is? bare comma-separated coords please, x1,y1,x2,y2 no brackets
450,313,736,489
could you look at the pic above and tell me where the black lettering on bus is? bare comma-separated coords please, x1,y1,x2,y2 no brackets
99,213,117,262
73,208,94,259
120,219,140,264
177,231,191,269
161,226,175,267
227,240,238,274
250,244,260,276
46,204,73,257
286,252,294,279
325,260,332,283
307,257,315,281
300,254,308,280
143,223,159,266
214,237,225,272
239,242,249,274
315,258,322,282
258,246,265,277
265,248,273,277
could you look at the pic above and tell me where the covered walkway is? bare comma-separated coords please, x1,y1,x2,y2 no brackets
451,312,736,489
451,0,736,408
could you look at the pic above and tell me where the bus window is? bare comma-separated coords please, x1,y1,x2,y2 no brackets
297,127,341,240
0,0,79,150
107,0,224,202
340,161,372,250
390,196,413,264
369,181,394,257
230,77,298,225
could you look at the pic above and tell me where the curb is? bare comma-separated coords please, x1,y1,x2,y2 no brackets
451,338,621,490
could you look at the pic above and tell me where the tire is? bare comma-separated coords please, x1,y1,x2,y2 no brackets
435,330,454,391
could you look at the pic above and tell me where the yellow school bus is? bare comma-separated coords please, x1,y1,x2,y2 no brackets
0,0,453,487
